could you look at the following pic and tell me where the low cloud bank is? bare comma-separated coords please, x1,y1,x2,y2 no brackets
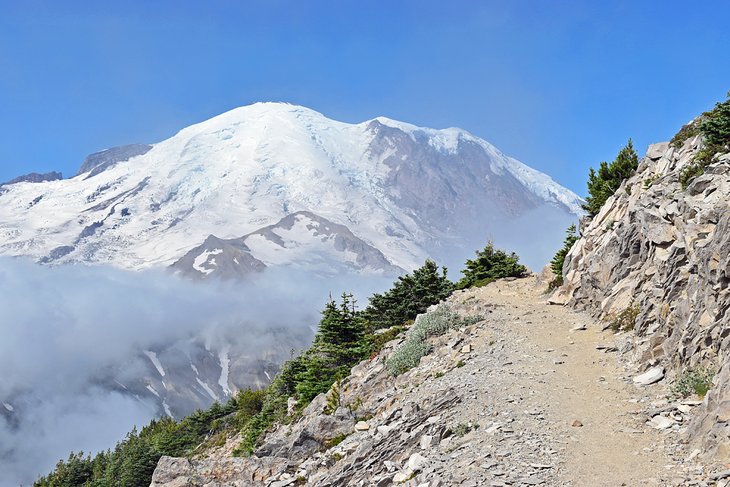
0,257,389,486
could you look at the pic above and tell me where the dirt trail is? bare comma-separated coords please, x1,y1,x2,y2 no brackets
457,277,672,486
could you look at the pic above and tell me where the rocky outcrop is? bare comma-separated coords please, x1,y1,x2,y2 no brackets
150,455,291,487
77,143,152,178
1,171,62,185
557,134,730,460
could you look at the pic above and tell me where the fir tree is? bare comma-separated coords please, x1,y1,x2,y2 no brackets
549,224,580,289
456,242,527,289
363,259,453,330
582,139,639,217
700,92,730,148
295,293,367,403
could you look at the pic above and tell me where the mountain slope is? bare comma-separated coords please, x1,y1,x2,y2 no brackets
172,211,403,279
150,278,701,486
0,103,582,273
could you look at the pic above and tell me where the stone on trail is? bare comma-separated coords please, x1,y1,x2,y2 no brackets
650,415,675,430
632,367,664,386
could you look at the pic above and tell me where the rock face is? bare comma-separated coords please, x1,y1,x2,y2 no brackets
1,171,63,185
77,143,152,177
557,134,730,459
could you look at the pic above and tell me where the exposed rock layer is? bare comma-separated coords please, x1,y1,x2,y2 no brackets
557,136,730,459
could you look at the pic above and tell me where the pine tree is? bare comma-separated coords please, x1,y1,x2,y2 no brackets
700,92,730,148
363,259,453,330
582,139,639,217
456,242,527,289
295,294,366,403
549,224,580,288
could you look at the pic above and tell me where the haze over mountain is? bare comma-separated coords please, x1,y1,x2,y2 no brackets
0,102,582,277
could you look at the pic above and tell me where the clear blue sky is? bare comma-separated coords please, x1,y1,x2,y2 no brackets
1,0,728,194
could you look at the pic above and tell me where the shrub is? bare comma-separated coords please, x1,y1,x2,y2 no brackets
234,388,266,428
700,92,730,148
323,380,341,415
548,224,580,290
679,163,705,189
672,367,715,398
673,92,730,189
456,242,527,290
365,325,405,358
451,422,478,437
670,120,703,148
582,139,639,217
643,175,658,189
386,305,480,376
607,304,640,332
324,432,350,449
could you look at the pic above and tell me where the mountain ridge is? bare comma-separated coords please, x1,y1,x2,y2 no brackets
0,102,582,275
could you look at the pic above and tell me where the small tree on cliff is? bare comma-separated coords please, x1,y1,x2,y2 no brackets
583,139,639,217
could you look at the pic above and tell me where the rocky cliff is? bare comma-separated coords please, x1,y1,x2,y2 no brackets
555,134,730,460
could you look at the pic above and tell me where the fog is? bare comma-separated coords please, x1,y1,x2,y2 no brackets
434,206,580,276
0,257,390,486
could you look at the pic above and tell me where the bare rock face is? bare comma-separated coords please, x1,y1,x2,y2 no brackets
150,455,291,487
1,171,63,185
77,143,152,178
557,135,730,460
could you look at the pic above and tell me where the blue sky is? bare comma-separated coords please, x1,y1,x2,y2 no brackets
0,0,728,193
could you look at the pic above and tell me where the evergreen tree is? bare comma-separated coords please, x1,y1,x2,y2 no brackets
456,242,527,289
582,139,639,217
700,92,730,148
549,224,580,288
295,293,367,403
363,259,453,330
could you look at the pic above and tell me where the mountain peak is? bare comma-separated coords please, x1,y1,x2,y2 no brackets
0,104,582,272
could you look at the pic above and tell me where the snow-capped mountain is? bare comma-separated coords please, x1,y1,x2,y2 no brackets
171,210,404,279
0,102,582,275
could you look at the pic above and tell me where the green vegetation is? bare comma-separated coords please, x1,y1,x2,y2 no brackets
670,121,702,149
38,241,529,486
672,367,715,399
324,432,350,449
324,380,342,415
456,242,527,289
362,259,453,331
386,305,481,376
643,175,658,189
700,93,730,148
34,390,265,487
673,92,730,188
607,304,640,332
234,293,369,456
679,163,705,189
582,139,639,217
548,224,580,290
451,421,478,437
